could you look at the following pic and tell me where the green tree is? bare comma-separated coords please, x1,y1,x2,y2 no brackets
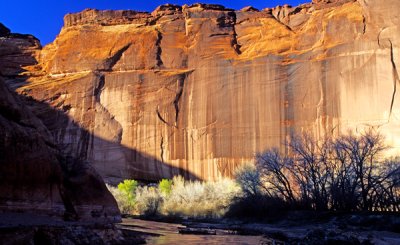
118,179,138,205
159,179,173,196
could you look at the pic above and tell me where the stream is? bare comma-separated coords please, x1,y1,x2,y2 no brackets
120,218,269,245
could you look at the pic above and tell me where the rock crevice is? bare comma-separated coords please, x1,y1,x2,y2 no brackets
388,40,399,121
173,75,185,126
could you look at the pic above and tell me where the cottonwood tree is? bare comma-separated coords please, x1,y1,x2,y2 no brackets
255,130,400,212
234,164,262,197
333,131,386,211
287,134,331,211
256,149,296,204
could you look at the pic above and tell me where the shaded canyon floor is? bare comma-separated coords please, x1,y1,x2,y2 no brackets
118,213,400,245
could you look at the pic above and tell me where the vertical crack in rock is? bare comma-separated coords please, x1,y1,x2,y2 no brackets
231,12,242,55
155,30,164,68
104,43,131,71
160,135,165,163
215,10,241,55
157,72,190,128
388,40,399,121
94,73,105,102
377,29,398,123
77,129,91,159
173,75,185,127
156,105,173,127
362,15,367,34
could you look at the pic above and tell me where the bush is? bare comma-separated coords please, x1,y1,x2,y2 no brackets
117,179,138,193
135,186,163,216
158,179,173,196
161,176,241,219
117,179,138,203
226,195,288,220
107,184,136,214
234,164,261,197
111,179,138,214
228,164,292,219
109,176,242,218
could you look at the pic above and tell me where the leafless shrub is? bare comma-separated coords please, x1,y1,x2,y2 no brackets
255,130,400,212
256,149,296,204
234,164,262,197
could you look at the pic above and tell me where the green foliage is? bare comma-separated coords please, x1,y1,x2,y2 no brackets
109,176,242,218
158,179,173,196
117,179,138,203
111,179,138,214
107,184,136,214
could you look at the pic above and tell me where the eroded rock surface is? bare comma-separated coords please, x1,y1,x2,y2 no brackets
0,29,120,222
6,0,400,182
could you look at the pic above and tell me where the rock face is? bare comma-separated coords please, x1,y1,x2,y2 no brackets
0,23,10,37
0,32,40,78
8,0,400,182
0,30,120,222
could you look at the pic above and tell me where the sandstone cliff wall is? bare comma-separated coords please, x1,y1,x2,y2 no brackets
8,0,400,182
0,29,120,221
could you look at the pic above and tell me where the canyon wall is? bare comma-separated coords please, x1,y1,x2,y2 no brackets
0,28,120,222
7,0,400,182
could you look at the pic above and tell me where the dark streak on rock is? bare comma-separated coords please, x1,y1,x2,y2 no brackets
160,135,165,163
156,106,173,127
94,74,105,101
104,44,131,71
361,15,367,34
155,30,164,68
388,40,399,121
209,33,230,37
173,76,185,127
231,12,242,55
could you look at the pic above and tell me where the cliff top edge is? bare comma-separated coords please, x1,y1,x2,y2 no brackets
63,0,355,27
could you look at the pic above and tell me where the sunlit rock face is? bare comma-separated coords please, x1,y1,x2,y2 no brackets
13,0,400,182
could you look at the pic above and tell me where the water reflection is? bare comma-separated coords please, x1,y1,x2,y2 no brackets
121,218,267,245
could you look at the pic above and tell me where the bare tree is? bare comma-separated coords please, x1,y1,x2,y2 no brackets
330,140,358,211
334,130,386,211
234,164,262,197
287,134,331,211
371,159,400,211
256,149,296,204
254,130,399,212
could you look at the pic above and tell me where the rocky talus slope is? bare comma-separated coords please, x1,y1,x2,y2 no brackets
0,24,120,223
3,0,400,182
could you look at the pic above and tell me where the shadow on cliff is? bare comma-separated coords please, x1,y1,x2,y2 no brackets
17,90,200,184
0,77,124,223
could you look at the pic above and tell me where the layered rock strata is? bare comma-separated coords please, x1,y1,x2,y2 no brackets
5,0,400,182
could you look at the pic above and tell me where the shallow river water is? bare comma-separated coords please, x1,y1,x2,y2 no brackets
121,218,268,245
